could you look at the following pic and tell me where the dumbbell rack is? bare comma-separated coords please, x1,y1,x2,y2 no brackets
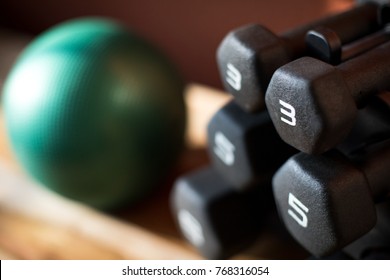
172,1,390,260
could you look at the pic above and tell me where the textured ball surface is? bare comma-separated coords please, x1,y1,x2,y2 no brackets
2,18,186,210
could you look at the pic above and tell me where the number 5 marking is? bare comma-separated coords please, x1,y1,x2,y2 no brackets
279,100,296,126
288,193,309,228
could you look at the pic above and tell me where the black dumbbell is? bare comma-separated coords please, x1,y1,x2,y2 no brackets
272,139,390,257
207,100,296,190
265,40,390,154
170,166,271,259
217,2,388,112
306,24,390,65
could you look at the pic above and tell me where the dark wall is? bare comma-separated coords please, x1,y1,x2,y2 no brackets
0,0,353,88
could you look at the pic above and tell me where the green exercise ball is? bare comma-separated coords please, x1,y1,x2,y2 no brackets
2,18,186,210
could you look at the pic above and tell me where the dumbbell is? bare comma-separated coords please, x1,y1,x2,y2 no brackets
207,100,296,190
170,166,271,259
272,139,390,257
265,40,390,154
217,2,388,112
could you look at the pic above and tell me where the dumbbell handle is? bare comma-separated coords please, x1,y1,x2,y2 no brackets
283,2,384,58
341,25,390,61
337,40,390,106
357,139,390,202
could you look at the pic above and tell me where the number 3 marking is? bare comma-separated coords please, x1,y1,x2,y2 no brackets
279,100,296,126
288,193,309,228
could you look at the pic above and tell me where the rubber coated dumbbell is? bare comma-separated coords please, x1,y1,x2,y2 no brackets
272,139,390,257
207,100,296,190
171,166,270,259
265,40,390,154
306,24,390,65
217,2,388,112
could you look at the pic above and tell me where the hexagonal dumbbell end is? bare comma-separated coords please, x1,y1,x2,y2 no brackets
170,166,269,259
265,57,357,154
207,100,296,190
216,24,290,112
273,139,390,257
266,41,390,154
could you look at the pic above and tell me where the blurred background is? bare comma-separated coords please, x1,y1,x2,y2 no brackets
0,0,353,88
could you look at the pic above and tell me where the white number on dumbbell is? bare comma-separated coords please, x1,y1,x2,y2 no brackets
214,131,235,166
178,209,205,247
226,63,242,91
279,99,296,126
287,192,309,228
